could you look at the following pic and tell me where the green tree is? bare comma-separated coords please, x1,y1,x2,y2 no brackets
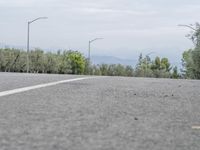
99,64,109,76
65,50,86,74
84,59,92,75
151,57,171,78
172,66,179,79
43,52,58,73
90,64,101,75
182,49,195,78
29,49,45,73
135,53,145,77
161,58,171,71
57,51,71,74
182,23,200,79
125,65,134,77
186,23,200,46
191,48,200,78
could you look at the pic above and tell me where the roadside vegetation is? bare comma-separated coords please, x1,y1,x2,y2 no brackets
0,47,181,78
181,23,200,79
0,48,179,78
0,23,200,79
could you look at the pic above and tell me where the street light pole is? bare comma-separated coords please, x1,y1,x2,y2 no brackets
88,38,103,64
178,24,197,31
27,22,30,73
88,41,91,63
26,17,48,73
178,24,199,46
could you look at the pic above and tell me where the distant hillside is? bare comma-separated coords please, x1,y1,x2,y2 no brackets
91,56,137,66
0,43,26,50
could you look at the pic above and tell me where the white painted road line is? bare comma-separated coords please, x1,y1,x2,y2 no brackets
192,126,200,130
0,77,93,97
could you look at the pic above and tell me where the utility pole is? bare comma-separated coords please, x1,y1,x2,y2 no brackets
27,17,48,73
88,38,103,64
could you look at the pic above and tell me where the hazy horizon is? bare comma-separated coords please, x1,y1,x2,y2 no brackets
0,0,199,66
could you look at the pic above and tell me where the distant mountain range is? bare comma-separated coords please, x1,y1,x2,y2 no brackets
0,43,138,66
0,43,26,49
91,56,137,66
0,43,181,68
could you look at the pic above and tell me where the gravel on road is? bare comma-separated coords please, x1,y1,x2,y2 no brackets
0,73,200,150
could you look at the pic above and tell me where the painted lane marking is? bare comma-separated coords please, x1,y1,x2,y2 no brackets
192,126,200,130
0,77,93,97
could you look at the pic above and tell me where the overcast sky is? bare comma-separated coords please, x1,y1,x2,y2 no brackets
0,0,200,65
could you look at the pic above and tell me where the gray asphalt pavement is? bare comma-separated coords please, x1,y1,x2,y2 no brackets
0,72,84,92
0,72,200,150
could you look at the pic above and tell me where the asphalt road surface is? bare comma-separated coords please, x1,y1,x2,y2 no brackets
0,72,200,150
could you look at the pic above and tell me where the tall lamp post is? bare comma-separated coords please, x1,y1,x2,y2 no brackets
178,24,197,31
88,38,103,64
178,24,199,46
27,17,48,73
